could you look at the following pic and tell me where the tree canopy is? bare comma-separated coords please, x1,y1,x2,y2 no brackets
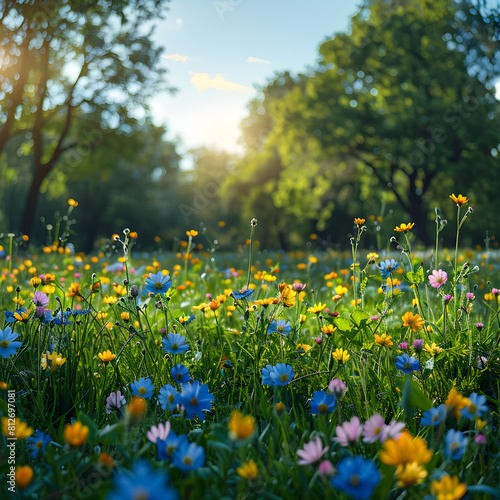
0,0,171,235
224,0,500,245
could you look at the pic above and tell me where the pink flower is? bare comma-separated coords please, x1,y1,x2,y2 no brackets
297,437,329,465
332,416,363,447
475,434,487,446
318,460,335,476
147,422,171,444
106,391,126,414
380,420,405,442
328,378,347,399
428,269,448,288
362,413,386,443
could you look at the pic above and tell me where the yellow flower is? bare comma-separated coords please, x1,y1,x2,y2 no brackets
121,311,130,322
394,222,415,233
186,230,198,237
15,465,33,489
278,283,296,307
229,411,255,440
237,459,259,481
0,381,7,390
66,282,81,297
431,475,466,500
335,285,348,296
380,431,432,466
321,324,337,336
354,218,365,226
98,350,116,364
424,342,443,356
30,276,42,288
14,309,30,322
113,284,127,296
332,348,350,363
476,419,487,430
307,303,326,314
402,311,425,332
297,344,312,354
449,193,469,207
126,396,147,425
64,421,89,447
103,294,118,304
445,389,471,419
2,417,33,440
68,198,78,207
374,333,393,347
367,252,379,263
46,351,66,372
275,401,285,412
395,461,428,487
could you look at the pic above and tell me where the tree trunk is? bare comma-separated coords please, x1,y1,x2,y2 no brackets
20,164,50,236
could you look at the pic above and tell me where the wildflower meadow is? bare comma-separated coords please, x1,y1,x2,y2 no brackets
0,194,499,499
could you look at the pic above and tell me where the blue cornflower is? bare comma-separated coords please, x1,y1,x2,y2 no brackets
0,327,22,358
162,333,189,355
42,309,53,324
331,456,381,500
261,365,275,385
4,310,16,324
157,432,189,461
232,288,254,300
172,441,205,472
159,384,180,411
26,430,51,459
395,354,420,373
461,393,488,419
179,380,214,421
445,429,468,460
269,363,294,386
310,390,336,415
71,307,91,316
53,310,73,325
268,319,292,336
171,364,191,384
143,271,172,297
377,259,400,279
421,404,446,427
106,460,178,500
5,307,28,324
130,377,155,399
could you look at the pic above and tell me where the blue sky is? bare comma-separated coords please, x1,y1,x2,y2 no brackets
150,0,358,160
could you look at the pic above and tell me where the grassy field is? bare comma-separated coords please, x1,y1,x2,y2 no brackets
0,200,499,499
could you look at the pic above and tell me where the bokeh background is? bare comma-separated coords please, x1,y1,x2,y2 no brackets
0,0,499,252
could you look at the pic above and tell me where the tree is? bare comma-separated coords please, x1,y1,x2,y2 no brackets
237,0,500,244
0,0,172,236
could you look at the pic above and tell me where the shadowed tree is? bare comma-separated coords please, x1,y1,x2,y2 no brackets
0,0,172,236
234,0,500,245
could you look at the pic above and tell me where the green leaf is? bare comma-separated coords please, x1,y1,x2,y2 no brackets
351,308,370,327
398,376,432,418
405,266,424,284
77,412,98,443
334,317,351,331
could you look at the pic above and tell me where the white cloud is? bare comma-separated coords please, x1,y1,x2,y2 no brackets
189,72,254,93
175,18,183,27
162,53,190,63
247,56,271,64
